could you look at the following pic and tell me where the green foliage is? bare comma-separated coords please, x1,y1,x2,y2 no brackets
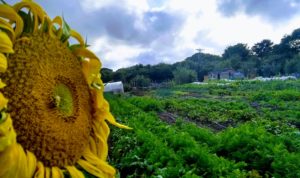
216,122,300,177
130,75,151,88
128,96,163,112
102,27,300,91
106,80,300,177
173,68,197,84
100,68,113,83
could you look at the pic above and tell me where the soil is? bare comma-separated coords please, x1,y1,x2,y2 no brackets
158,112,237,131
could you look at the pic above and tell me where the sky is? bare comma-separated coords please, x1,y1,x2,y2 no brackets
9,0,300,70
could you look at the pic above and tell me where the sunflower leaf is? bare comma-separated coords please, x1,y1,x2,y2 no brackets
61,17,71,42
85,36,90,47
18,10,33,33
41,18,49,32
69,44,82,51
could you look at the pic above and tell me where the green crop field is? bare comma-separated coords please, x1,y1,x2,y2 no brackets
106,79,300,178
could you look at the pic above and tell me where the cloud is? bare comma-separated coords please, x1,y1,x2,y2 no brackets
78,0,186,70
8,0,300,70
217,0,300,22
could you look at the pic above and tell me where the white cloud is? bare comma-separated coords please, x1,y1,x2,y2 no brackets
80,0,149,14
90,37,148,70
77,0,300,69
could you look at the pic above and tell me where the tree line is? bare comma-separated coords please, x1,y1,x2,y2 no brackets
101,28,300,89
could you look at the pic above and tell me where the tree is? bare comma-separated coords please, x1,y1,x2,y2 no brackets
149,63,173,82
222,43,250,61
251,39,274,58
130,75,151,88
275,28,300,59
100,68,113,83
285,55,300,74
173,68,197,84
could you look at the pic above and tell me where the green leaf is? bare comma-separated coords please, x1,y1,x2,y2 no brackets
60,17,71,42
18,10,34,33
85,36,90,47
68,44,82,51
41,17,49,32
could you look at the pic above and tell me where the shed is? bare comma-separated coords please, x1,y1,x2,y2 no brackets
104,81,124,94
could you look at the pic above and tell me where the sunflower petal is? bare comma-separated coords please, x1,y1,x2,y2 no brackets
0,31,14,53
81,58,102,86
73,48,102,87
0,79,6,89
93,128,108,160
89,137,97,155
0,92,8,109
73,47,99,61
92,119,110,159
0,53,8,72
0,4,23,37
70,29,84,46
49,16,63,38
0,17,15,41
26,150,37,177
0,144,18,177
77,159,114,178
34,162,45,178
65,166,85,178
0,115,16,152
51,167,64,178
15,144,28,177
45,167,51,178
104,111,132,129
13,0,45,32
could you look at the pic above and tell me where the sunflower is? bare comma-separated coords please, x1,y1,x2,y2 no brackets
0,0,130,177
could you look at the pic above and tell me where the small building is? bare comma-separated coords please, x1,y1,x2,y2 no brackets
208,69,245,80
232,71,245,80
104,81,124,94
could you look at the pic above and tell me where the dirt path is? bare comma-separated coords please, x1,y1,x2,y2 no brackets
158,112,236,131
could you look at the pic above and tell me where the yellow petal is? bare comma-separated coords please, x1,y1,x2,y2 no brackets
89,137,97,155
72,48,102,87
91,89,105,111
81,58,101,86
104,111,132,129
70,29,85,46
0,144,19,177
73,47,99,60
0,53,8,72
93,128,108,160
34,162,45,178
0,79,6,89
51,167,64,178
0,18,15,41
0,92,8,109
45,167,51,178
0,31,14,53
77,159,114,178
49,16,63,38
0,4,23,38
26,150,37,177
15,144,28,178
65,166,85,178
13,0,45,32
92,119,110,159
0,115,16,152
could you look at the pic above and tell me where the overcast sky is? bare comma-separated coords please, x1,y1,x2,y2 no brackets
10,0,300,70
